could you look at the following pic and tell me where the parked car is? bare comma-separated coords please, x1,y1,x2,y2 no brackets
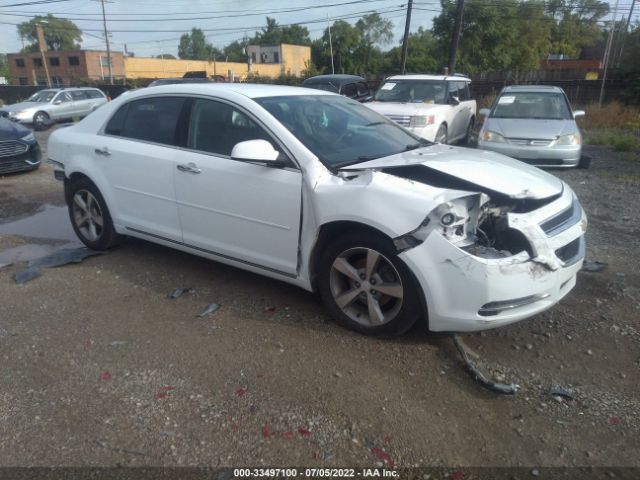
365,74,476,144
148,78,212,87
48,84,586,335
0,115,41,174
0,87,108,130
477,85,586,168
302,75,371,102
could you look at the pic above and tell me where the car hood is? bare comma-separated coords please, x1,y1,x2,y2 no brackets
340,144,563,201
0,101,43,113
486,118,577,139
366,101,447,116
0,116,32,140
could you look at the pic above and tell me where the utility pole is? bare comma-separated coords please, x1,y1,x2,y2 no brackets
599,0,619,107
615,0,636,65
400,0,413,74
328,14,335,75
35,22,51,87
447,0,465,74
100,0,113,84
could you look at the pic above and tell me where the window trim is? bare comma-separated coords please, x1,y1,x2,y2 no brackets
99,93,300,171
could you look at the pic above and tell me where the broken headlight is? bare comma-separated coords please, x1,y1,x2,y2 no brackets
394,193,490,252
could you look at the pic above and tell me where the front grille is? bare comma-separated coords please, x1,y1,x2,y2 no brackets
555,236,585,266
540,197,582,236
0,140,28,158
508,138,553,146
386,114,411,127
0,158,34,174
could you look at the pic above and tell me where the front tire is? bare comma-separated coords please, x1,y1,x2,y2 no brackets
33,111,50,131
435,124,448,144
66,178,121,250
318,232,422,336
464,117,475,145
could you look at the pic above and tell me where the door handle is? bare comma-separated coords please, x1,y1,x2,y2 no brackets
177,162,201,174
94,147,111,156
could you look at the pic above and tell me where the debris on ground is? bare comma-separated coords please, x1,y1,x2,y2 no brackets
543,387,576,401
99,371,112,381
452,335,519,395
154,385,176,400
197,303,220,317
13,247,103,284
264,306,277,314
581,260,608,273
108,340,128,347
167,287,193,299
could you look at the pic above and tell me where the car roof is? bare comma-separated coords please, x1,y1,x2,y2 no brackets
124,83,333,99
385,74,471,82
502,85,564,93
303,74,365,84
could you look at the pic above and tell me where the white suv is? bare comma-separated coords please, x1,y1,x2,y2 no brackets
365,74,476,144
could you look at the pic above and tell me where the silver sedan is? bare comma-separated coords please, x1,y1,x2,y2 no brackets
477,85,586,168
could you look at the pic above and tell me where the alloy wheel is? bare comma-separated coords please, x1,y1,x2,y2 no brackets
329,247,404,327
72,189,104,242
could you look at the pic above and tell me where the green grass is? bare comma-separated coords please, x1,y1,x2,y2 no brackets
584,129,640,151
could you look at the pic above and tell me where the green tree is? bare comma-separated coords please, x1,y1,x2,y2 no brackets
253,17,311,45
385,27,439,74
0,54,10,83
355,13,394,71
320,20,362,74
223,39,249,62
156,53,176,59
178,27,213,60
17,14,82,52
547,0,608,57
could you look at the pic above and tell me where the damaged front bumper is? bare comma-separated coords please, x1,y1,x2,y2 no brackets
399,186,587,332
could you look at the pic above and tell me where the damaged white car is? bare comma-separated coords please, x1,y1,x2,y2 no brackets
47,84,587,335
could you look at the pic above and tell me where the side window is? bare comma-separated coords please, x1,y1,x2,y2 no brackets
357,82,369,96
342,83,358,98
70,90,88,101
108,96,185,145
54,92,72,103
188,99,276,157
86,90,105,99
463,83,471,101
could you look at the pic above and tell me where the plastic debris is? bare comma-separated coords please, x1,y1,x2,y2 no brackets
453,335,519,395
581,260,608,273
261,424,272,438
14,247,102,284
608,416,621,425
197,303,220,317
167,287,192,299
236,387,247,397
371,447,395,468
100,371,112,381
543,387,575,401
109,340,128,347
155,385,175,400
298,427,311,438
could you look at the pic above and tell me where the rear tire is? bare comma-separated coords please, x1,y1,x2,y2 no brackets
66,177,122,250
318,232,423,336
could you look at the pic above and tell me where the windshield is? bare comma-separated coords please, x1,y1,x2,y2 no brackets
255,95,429,167
491,92,572,120
27,90,57,103
303,82,339,93
374,80,447,104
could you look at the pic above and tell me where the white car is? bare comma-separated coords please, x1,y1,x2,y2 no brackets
365,74,476,144
0,87,108,129
47,84,586,335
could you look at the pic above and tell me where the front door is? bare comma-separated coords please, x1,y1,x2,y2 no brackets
51,92,75,120
173,98,302,276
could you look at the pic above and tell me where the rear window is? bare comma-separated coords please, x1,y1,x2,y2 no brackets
105,96,186,145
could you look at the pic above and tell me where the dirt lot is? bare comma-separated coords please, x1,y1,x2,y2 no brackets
0,126,639,472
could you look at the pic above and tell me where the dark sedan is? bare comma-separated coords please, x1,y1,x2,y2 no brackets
302,75,371,102
0,117,41,175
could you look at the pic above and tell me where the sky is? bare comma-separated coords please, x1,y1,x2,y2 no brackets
0,0,442,56
0,0,637,57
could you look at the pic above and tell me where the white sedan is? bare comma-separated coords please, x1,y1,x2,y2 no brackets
47,84,587,335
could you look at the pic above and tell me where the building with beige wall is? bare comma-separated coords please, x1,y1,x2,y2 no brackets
7,50,125,86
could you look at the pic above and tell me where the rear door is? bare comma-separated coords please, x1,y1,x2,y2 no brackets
449,81,472,141
173,97,302,275
97,95,186,241
69,90,91,116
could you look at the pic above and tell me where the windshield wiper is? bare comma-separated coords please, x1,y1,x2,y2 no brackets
365,121,387,127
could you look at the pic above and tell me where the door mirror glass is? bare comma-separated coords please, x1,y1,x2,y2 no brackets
479,108,491,117
573,110,585,118
231,139,281,164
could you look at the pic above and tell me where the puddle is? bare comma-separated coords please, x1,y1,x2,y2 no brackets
0,242,80,265
0,204,78,242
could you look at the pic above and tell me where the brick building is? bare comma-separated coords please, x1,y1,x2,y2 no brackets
7,50,125,86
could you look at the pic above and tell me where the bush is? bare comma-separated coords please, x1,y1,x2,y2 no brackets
580,102,640,131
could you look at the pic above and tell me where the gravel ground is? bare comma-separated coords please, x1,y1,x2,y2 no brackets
0,126,638,470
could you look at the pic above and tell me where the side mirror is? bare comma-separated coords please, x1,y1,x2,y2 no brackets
479,108,491,117
231,139,283,166
53,100,62,105
448,95,460,106
573,110,585,118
